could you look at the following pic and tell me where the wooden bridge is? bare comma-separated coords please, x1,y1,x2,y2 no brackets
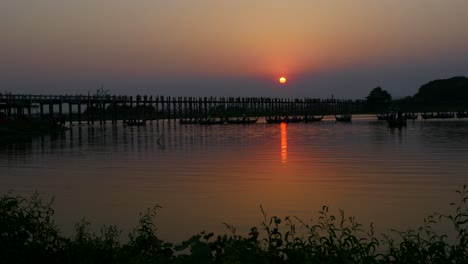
0,93,366,124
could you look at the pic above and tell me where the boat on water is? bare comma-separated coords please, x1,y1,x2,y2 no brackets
422,112,456,119
285,116,303,123
226,117,258,124
126,120,146,126
265,116,287,124
403,113,418,120
457,111,468,118
421,113,435,119
303,115,324,122
179,118,199,125
198,118,224,125
265,116,304,123
335,114,352,122
377,113,396,120
435,112,455,119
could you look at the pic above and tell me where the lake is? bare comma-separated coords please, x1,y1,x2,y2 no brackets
1,115,467,243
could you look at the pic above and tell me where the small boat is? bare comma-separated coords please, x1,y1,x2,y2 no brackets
387,118,406,128
335,114,352,122
403,113,418,120
285,116,304,123
198,118,224,125
303,115,324,122
265,116,287,124
421,113,435,119
457,112,468,118
179,118,198,125
126,120,146,126
435,112,455,119
377,113,396,121
226,117,258,124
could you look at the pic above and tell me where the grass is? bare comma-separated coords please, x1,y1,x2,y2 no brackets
1,186,468,263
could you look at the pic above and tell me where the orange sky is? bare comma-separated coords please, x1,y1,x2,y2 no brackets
2,0,468,97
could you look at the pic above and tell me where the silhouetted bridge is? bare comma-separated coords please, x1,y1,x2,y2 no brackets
0,93,366,124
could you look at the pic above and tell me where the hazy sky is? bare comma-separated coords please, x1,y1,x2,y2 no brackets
1,0,468,98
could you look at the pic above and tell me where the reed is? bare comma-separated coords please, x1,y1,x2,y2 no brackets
1,186,468,263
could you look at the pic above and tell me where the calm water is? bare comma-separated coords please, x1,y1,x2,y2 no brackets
1,115,468,242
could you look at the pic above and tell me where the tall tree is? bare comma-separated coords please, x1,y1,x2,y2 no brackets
366,87,392,112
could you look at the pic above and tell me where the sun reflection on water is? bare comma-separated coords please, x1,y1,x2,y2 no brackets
280,122,287,163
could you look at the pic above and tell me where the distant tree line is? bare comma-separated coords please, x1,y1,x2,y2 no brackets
364,76,468,113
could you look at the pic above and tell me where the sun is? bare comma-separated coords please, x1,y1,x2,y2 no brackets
279,76,287,84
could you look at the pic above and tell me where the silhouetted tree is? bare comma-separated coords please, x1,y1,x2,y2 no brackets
412,76,468,104
365,87,392,112
395,76,468,112
366,87,392,104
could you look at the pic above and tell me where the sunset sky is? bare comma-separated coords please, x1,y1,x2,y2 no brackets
2,0,468,98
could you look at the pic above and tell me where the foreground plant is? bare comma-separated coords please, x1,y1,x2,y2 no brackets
1,186,468,263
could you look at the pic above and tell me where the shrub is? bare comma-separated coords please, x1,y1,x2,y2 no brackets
1,186,468,263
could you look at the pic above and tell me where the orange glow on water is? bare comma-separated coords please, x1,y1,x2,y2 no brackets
280,123,288,163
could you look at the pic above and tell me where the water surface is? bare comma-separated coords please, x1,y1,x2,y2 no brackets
1,115,467,242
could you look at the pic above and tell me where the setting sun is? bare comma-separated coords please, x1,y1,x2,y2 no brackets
279,77,287,84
